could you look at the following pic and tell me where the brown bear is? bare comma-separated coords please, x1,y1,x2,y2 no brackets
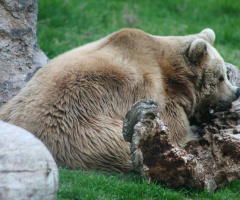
0,28,239,172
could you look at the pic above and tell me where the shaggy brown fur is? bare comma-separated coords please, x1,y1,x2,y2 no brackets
0,28,238,172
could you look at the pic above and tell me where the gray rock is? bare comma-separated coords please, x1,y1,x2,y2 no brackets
0,0,48,107
225,62,240,87
0,121,59,200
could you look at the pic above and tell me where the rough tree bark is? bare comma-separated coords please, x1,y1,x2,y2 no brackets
0,121,59,200
123,64,240,191
0,0,48,107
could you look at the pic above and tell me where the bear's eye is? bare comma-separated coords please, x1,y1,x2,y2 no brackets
219,76,224,82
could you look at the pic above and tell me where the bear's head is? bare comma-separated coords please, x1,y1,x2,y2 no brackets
187,29,240,110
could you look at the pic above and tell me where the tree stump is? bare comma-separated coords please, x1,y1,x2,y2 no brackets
123,95,240,191
0,121,59,200
0,0,48,107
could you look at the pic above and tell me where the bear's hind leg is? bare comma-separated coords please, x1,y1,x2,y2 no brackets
55,116,132,173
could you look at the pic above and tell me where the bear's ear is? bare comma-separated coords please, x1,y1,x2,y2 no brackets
188,39,207,64
199,28,215,45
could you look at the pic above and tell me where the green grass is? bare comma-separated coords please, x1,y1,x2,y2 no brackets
56,168,183,200
37,0,240,199
37,0,240,66
56,168,240,200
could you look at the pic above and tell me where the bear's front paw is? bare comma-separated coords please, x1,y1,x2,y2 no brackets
122,99,158,142
190,125,203,139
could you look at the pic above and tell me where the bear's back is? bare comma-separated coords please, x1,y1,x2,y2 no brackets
0,30,164,135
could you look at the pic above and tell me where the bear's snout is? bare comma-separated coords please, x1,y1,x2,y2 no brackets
235,88,240,98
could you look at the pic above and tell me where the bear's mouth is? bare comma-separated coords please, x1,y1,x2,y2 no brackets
214,100,233,112
190,102,233,128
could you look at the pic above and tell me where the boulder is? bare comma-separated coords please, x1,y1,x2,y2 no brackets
226,62,240,87
0,0,48,107
0,121,58,200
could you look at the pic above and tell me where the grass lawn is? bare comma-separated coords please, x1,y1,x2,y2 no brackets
56,168,240,200
37,0,240,199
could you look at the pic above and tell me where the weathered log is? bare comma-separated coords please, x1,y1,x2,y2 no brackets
123,99,207,190
124,95,240,191
0,0,48,107
0,121,59,200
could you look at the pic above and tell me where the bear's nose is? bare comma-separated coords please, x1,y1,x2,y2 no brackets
235,88,240,98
